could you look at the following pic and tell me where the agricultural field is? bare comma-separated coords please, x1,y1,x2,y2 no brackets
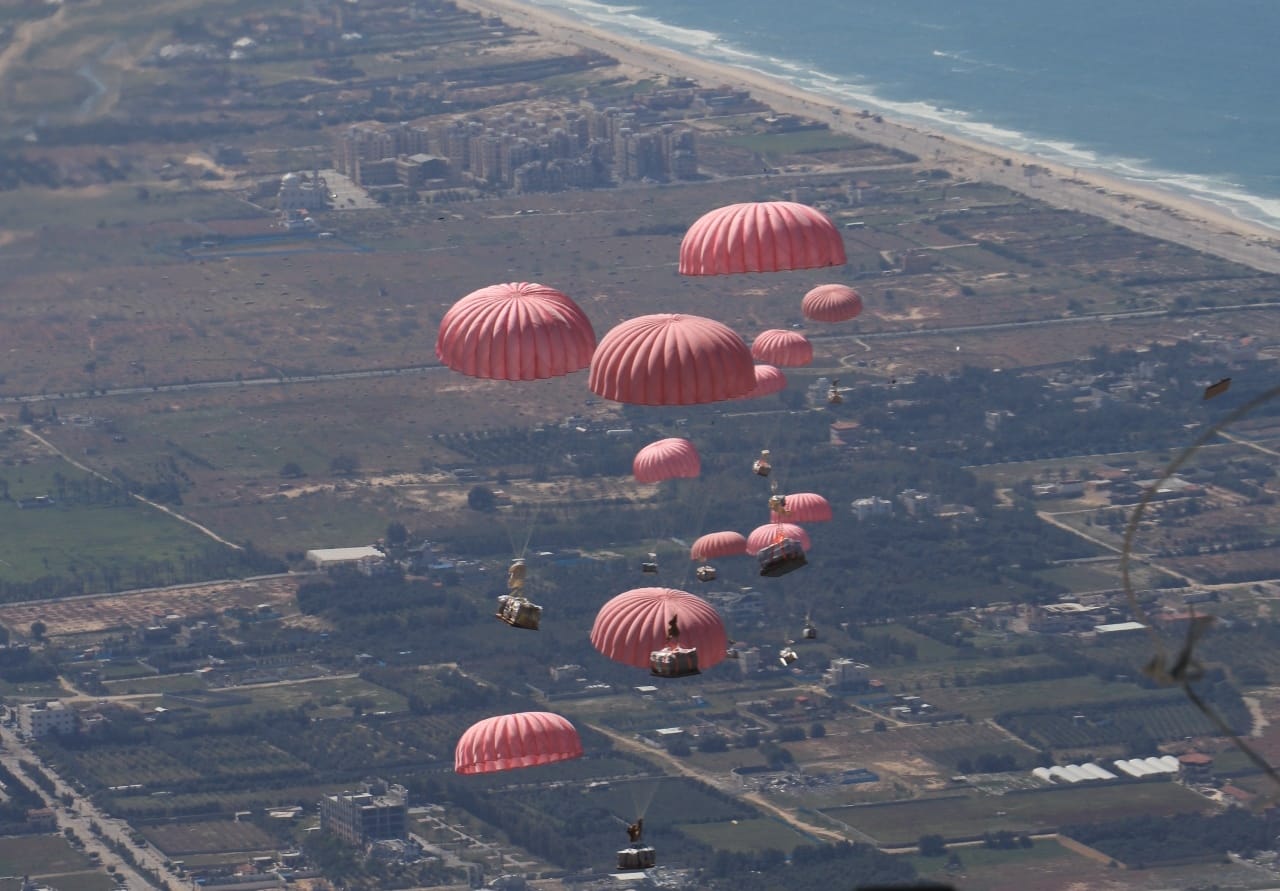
822,781,1210,846
0,575,297,637
142,819,279,856
589,777,753,827
922,674,1154,721
198,676,410,720
1002,694,1246,749
0,875,116,891
0,835,94,877
679,817,813,853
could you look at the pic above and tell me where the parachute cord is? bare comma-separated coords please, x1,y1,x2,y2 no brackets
1120,382,1280,796
678,480,718,590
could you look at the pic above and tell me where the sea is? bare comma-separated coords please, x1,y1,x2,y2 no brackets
520,0,1280,232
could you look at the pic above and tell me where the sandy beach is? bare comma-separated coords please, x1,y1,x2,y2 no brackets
455,0,1280,276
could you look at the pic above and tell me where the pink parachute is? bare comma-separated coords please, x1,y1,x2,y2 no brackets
803,284,863,323
633,438,701,483
591,587,728,671
589,314,755,405
770,492,833,524
690,531,748,561
737,364,787,400
746,523,811,556
750,329,813,367
436,282,596,381
679,201,848,276
454,712,583,775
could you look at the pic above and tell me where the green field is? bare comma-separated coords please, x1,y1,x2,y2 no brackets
102,672,205,695
824,782,1209,846
143,819,279,856
923,675,1153,721
0,498,241,586
904,838,1085,885
216,676,409,718
0,835,93,877
0,875,117,891
679,818,813,854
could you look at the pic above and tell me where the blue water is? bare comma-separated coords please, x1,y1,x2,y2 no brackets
521,0,1280,231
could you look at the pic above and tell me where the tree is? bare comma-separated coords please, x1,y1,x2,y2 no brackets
385,522,408,547
918,834,947,857
467,486,497,512
29,621,46,642
873,719,888,732
330,453,359,475
280,461,304,479
809,722,826,739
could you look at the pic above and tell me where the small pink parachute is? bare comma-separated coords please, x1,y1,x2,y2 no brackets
591,587,728,671
803,284,863,323
679,201,847,276
454,712,583,775
746,522,811,556
770,492,833,524
690,531,749,561
737,365,787,400
750,329,813,367
436,282,596,381
633,438,701,483
589,314,755,405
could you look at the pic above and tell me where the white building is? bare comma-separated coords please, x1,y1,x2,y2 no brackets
822,658,870,689
19,700,77,737
306,546,386,569
851,497,893,521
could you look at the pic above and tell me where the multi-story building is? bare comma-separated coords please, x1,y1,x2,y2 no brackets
18,700,76,737
319,782,408,846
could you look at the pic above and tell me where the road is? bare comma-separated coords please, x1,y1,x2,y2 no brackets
0,721,178,890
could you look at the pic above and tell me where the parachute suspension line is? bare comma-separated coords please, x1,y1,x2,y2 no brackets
627,774,660,822
678,481,719,590
1120,382,1280,792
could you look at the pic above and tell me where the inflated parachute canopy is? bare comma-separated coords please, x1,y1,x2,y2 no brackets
736,364,787,400
591,587,728,671
633,437,701,484
770,492,833,524
690,531,748,561
803,283,863,323
746,522,811,555
589,313,755,405
750,329,813,367
679,201,847,276
454,711,583,775
435,282,597,381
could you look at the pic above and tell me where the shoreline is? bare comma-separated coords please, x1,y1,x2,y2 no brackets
454,0,1280,275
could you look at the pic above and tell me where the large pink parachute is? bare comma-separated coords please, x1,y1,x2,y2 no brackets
679,201,848,276
633,438,701,483
591,588,728,671
746,522,811,555
770,492,833,524
454,712,583,775
750,330,813,367
803,284,863,323
435,282,596,381
737,364,787,400
589,314,755,405
690,531,748,561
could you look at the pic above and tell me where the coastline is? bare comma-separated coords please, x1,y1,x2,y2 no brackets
453,0,1280,275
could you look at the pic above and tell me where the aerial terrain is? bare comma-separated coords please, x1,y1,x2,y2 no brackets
4,1,1280,891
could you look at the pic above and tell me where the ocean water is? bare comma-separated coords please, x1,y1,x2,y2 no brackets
521,0,1280,231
